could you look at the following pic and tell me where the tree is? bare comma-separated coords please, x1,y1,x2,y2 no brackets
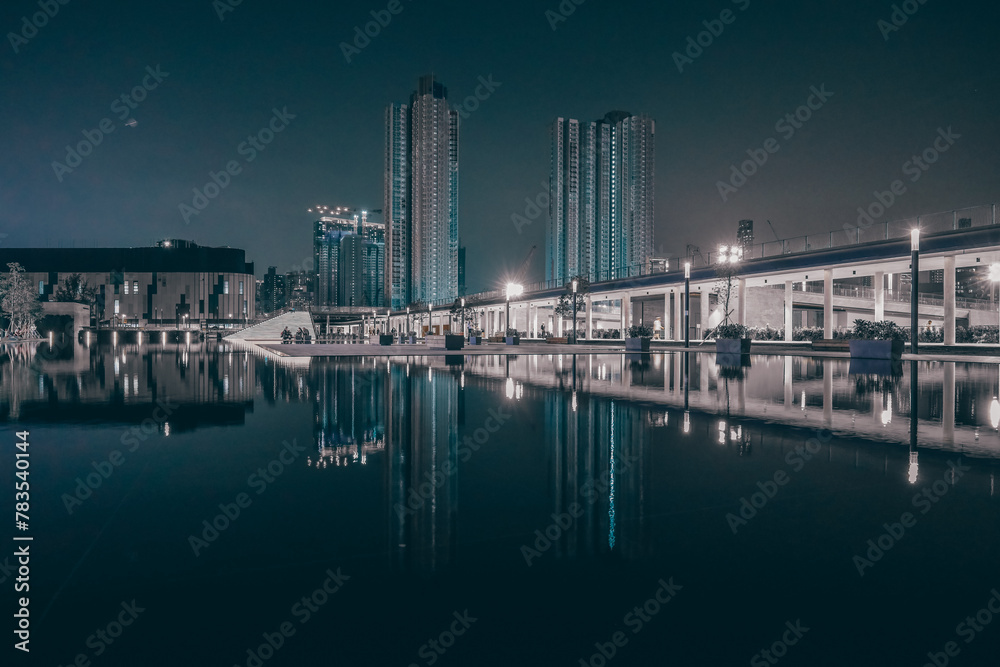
714,262,740,327
55,273,97,304
0,263,43,337
450,297,479,333
554,276,589,336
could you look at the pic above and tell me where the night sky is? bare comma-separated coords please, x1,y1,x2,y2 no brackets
1,0,997,292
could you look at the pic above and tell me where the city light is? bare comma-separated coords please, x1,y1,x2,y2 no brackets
717,245,743,264
684,262,690,279
910,228,920,252
506,282,524,299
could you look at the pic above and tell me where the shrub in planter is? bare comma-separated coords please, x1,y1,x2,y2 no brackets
848,319,906,359
714,323,751,354
625,325,652,351
505,327,520,345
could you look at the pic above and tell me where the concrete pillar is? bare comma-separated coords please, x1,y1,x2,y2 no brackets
875,271,885,322
823,359,833,427
784,281,794,343
620,297,627,338
674,291,683,341
943,256,956,345
663,292,670,340
700,289,710,339
586,296,593,339
737,278,746,325
823,269,833,338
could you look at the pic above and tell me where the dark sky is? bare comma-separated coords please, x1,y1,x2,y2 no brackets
2,1,997,292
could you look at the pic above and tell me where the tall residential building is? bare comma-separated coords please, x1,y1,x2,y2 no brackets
548,111,655,285
737,220,754,251
314,211,386,308
385,75,460,309
262,266,285,313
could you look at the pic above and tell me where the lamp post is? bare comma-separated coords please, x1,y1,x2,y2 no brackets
684,262,691,349
571,278,578,344
911,229,920,355
406,307,410,341
460,298,466,338
428,303,432,336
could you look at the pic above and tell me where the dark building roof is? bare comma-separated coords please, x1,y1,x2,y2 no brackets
0,244,254,275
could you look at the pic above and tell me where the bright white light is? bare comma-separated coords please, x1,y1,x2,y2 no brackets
683,411,691,434
989,264,1000,283
719,245,728,255
506,283,524,299
506,377,515,399
991,397,1000,430
911,228,920,252
684,262,691,279
908,451,919,484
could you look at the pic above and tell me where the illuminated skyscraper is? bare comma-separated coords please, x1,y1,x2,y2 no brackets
549,111,655,284
385,75,460,309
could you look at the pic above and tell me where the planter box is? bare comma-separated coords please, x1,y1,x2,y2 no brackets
505,336,520,346
715,338,751,355
378,335,394,346
468,336,483,346
849,339,904,360
405,335,416,344
426,334,465,350
625,337,651,352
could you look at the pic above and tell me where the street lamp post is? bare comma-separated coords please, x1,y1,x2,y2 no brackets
406,307,410,342
428,304,432,337
460,298,466,338
684,262,691,349
911,229,920,355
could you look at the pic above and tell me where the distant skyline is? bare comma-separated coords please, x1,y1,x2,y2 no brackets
1,1,998,293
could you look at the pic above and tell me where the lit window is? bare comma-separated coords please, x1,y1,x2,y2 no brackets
224,280,229,295
239,281,244,295
114,299,120,314
38,281,44,295
133,280,138,294
124,281,130,295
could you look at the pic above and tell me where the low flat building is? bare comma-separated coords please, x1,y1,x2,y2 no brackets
0,239,255,327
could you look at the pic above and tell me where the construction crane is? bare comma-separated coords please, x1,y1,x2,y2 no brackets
511,245,537,285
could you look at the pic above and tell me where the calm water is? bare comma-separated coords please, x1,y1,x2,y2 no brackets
2,340,999,666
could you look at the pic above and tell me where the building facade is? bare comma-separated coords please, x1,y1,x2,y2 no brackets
314,212,386,308
384,75,460,309
548,111,655,285
261,266,286,313
0,240,255,325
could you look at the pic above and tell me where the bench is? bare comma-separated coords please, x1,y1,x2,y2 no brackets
546,337,569,344
811,339,850,352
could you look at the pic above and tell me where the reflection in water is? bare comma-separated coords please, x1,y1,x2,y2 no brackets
4,343,999,577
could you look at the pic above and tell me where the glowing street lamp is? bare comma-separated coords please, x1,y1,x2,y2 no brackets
989,263,1000,341
571,279,578,344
